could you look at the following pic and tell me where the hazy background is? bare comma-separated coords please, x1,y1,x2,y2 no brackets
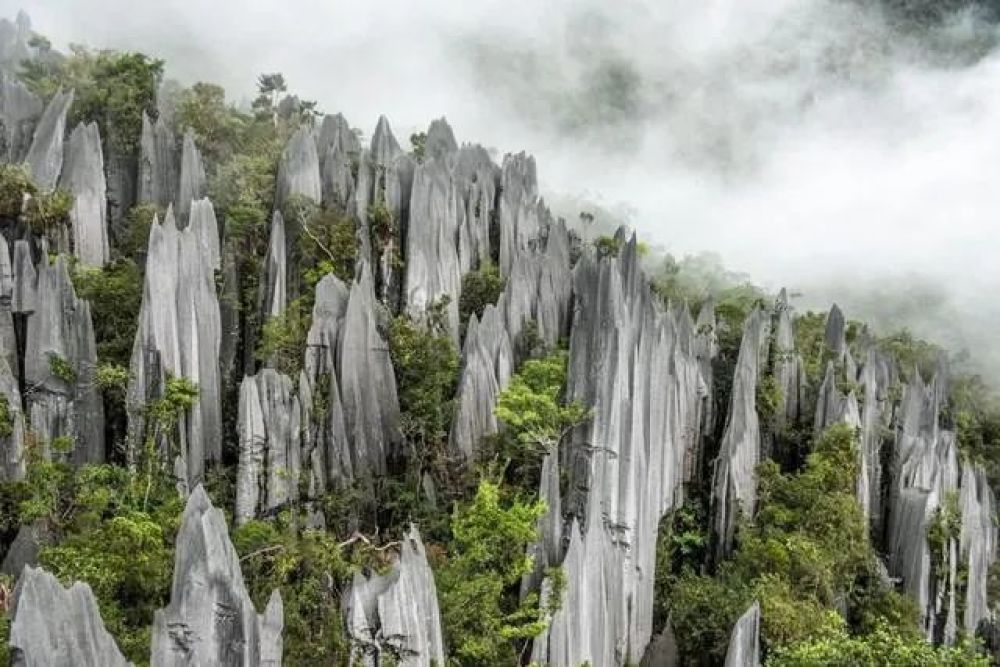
6,0,1000,377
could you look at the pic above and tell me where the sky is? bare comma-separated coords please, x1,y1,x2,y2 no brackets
6,0,1000,377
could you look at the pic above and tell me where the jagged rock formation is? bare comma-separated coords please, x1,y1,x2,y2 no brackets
127,203,221,486
772,290,804,432
277,125,321,207
497,153,541,276
404,154,463,339
0,328,26,480
888,368,961,642
0,71,42,162
23,254,104,464
448,304,512,458
813,361,861,433
300,265,401,494
260,210,287,323
60,122,110,266
9,565,132,667
138,111,177,209
0,11,33,71
23,88,73,190
175,129,206,225
857,344,895,526
724,601,761,667
318,113,360,210
959,465,997,636
531,236,707,666
151,486,283,666
235,369,302,525
712,307,769,558
448,219,571,458
343,525,446,666
1,521,48,577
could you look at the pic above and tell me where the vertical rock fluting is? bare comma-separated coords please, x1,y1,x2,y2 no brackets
812,361,861,434
23,254,104,465
888,369,961,642
235,369,302,526
448,219,571,459
959,465,997,636
300,265,401,493
138,111,177,209
0,331,25,480
127,202,221,486
23,88,73,190
318,113,359,211
497,153,540,276
276,125,321,207
60,122,110,267
772,290,803,432
453,144,498,273
0,71,42,163
531,237,707,666
9,565,132,667
175,129,206,226
342,525,446,666
404,153,462,340
857,344,895,528
447,305,512,459
712,307,769,559
723,601,761,667
151,485,283,666
259,210,287,326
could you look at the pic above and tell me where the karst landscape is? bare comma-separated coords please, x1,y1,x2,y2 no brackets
1,2,1000,666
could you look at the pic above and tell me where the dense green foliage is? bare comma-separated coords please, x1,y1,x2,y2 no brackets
458,261,505,328
495,350,588,453
661,425,961,664
21,46,164,154
436,481,550,665
4,22,1000,667
389,301,461,450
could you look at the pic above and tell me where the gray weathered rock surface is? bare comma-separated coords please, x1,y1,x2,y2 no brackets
60,122,110,266
724,601,761,667
343,525,445,666
277,125,321,207
176,129,206,225
532,236,707,666
10,565,132,667
23,88,73,190
0,71,42,162
23,254,104,464
235,369,302,525
138,111,177,208
128,203,221,486
151,485,283,666
712,307,768,558
301,266,401,490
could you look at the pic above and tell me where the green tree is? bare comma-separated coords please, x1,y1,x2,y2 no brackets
458,262,505,330
175,82,244,164
436,481,549,665
389,304,460,450
768,621,988,667
495,349,589,454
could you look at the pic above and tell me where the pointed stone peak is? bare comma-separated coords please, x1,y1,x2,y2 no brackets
724,601,761,667
426,117,458,160
825,303,846,354
23,88,74,190
10,565,132,666
371,114,402,165
176,128,207,225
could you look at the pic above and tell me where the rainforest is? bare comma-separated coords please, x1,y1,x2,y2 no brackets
1,3,1000,666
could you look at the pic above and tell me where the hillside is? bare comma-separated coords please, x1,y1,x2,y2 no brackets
0,9,999,667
